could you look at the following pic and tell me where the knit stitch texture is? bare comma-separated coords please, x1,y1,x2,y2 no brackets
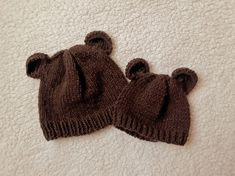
112,59,198,145
26,31,128,140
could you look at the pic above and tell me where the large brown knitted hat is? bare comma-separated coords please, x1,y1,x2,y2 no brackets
26,31,127,140
113,58,198,145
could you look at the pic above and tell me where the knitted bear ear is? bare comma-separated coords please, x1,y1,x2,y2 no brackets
26,53,50,79
85,31,112,55
172,68,198,94
125,58,150,80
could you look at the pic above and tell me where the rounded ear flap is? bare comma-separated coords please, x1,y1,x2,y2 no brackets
172,68,198,94
26,53,49,79
125,58,150,80
84,31,112,55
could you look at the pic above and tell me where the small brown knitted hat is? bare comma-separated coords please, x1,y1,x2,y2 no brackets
113,58,198,145
26,31,127,140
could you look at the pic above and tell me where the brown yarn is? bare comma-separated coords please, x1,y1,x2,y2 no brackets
26,31,128,140
113,59,198,145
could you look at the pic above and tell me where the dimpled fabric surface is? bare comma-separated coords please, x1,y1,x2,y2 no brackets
0,0,234,175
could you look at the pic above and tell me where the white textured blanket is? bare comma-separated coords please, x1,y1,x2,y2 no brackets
0,0,234,175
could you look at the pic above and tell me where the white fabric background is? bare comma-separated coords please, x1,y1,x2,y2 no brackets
1,0,234,175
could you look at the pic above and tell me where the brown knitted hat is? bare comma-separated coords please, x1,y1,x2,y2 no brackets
112,58,198,145
26,31,128,140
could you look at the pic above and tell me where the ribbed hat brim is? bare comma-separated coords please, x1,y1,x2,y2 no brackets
41,106,114,141
112,110,188,145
